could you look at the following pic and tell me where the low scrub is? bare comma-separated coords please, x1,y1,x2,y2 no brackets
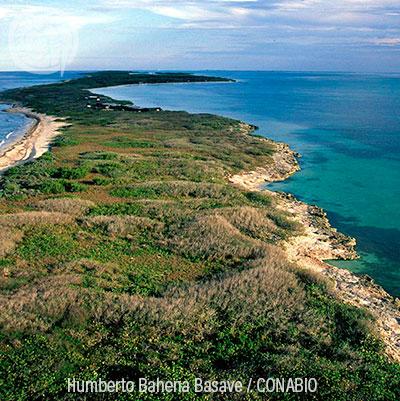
217,206,279,242
33,198,95,216
0,211,74,227
165,213,281,265
82,215,164,237
111,180,238,200
80,151,119,160
0,228,23,258
0,274,83,332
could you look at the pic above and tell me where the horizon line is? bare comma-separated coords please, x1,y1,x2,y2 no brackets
1,68,400,75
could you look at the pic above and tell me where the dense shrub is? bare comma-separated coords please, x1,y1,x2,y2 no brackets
40,180,87,194
91,161,125,177
245,190,273,206
40,180,65,194
92,176,112,186
52,166,89,179
63,181,87,192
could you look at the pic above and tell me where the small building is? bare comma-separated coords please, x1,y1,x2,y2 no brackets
92,102,162,113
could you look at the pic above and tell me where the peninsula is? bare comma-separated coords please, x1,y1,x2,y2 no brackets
0,72,398,400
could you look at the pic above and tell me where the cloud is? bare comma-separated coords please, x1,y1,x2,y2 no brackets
0,6,10,20
149,5,222,20
102,0,269,22
99,0,400,32
0,4,115,27
373,37,400,46
1,3,116,73
97,0,400,63
2,0,399,72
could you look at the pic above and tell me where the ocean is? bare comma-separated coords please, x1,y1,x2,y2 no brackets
93,71,400,296
0,72,81,151
0,103,33,149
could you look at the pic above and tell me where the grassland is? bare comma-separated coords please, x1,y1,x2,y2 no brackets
0,72,398,400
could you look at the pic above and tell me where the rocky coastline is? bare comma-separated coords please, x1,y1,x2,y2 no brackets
230,126,400,362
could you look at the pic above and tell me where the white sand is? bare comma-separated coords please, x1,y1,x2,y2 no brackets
0,107,67,172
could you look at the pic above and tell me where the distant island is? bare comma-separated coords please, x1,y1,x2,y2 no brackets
0,71,398,400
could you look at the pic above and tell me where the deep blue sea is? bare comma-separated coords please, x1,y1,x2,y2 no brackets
93,71,400,296
0,72,80,150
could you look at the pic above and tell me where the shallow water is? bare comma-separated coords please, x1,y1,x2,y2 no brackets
94,71,400,296
0,72,81,151
0,103,33,149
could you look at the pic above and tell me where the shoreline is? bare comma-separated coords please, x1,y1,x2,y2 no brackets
230,124,400,361
0,97,398,361
0,107,67,173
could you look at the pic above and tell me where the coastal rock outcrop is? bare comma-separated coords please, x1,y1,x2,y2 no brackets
229,126,300,190
230,131,400,362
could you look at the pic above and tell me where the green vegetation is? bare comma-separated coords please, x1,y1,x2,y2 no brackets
0,72,398,400
0,71,232,118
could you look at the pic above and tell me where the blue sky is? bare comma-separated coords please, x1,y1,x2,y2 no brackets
0,0,399,72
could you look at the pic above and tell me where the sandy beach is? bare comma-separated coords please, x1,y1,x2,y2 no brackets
0,107,67,172
229,128,400,362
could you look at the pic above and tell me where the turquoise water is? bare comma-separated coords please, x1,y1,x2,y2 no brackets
94,71,400,296
0,72,80,150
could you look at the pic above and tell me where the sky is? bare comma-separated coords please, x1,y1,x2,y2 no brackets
0,0,399,72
